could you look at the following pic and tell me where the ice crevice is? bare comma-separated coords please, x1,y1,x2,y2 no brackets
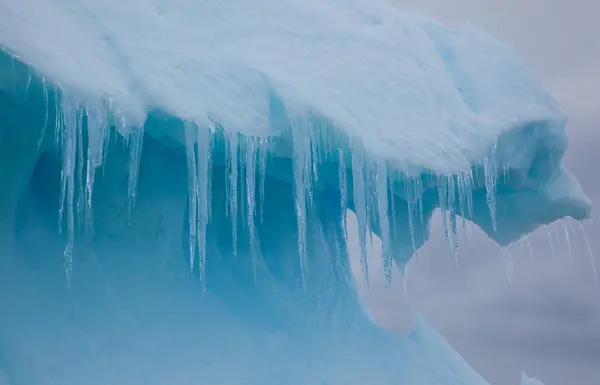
0,2,593,383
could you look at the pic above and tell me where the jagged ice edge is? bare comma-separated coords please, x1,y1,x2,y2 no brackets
19,64,523,290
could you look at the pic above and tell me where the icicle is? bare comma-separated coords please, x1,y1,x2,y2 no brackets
196,126,211,291
460,170,475,241
305,123,316,211
58,124,67,232
407,199,418,259
127,124,145,225
76,109,85,230
309,119,319,186
10,56,16,94
578,221,598,284
438,175,458,255
338,148,348,237
184,123,198,273
457,171,470,221
446,176,460,268
245,137,258,281
37,77,49,150
524,235,535,266
24,69,32,101
416,178,425,227
389,174,396,235
206,123,214,222
291,120,312,287
351,145,369,287
224,136,230,212
57,95,79,289
239,141,247,228
226,132,239,256
101,100,114,176
54,85,61,148
438,176,451,246
562,220,573,265
483,146,498,233
184,122,212,288
83,104,108,234
364,160,377,248
501,247,513,285
84,155,96,233
376,160,392,286
258,138,268,223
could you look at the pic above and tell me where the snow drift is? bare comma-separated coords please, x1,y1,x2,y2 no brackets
0,0,590,384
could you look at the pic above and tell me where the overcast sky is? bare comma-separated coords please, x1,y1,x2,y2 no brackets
352,2,600,385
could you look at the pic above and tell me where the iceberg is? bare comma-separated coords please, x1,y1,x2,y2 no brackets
0,0,590,384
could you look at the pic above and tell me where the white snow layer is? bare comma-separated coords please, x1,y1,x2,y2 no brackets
0,0,570,174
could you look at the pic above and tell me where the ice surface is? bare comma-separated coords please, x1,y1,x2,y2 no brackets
0,0,591,384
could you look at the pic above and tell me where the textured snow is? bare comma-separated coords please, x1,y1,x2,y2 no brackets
0,0,589,384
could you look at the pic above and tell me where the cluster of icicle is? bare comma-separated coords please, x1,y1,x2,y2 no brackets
47,91,144,289
43,86,514,290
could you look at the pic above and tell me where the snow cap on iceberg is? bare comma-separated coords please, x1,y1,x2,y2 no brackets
0,0,591,277
0,0,567,168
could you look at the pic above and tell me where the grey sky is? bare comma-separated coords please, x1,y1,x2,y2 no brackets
392,0,600,119
353,2,600,385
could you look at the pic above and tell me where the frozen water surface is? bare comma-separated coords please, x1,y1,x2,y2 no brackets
0,0,591,384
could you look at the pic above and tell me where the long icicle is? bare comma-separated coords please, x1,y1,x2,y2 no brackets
76,109,85,231
338,148,348,238
84,103,109,234
258,138,268,223
245,137,258,281
127,124,145,225
351,144,369,287
184,122,212,289
376,159,392,286
58,95,78,289
291,119,311,288
37,76,49,150
227,132,239,256
483,145,498,233
184,122,198,273
196,125,212,291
